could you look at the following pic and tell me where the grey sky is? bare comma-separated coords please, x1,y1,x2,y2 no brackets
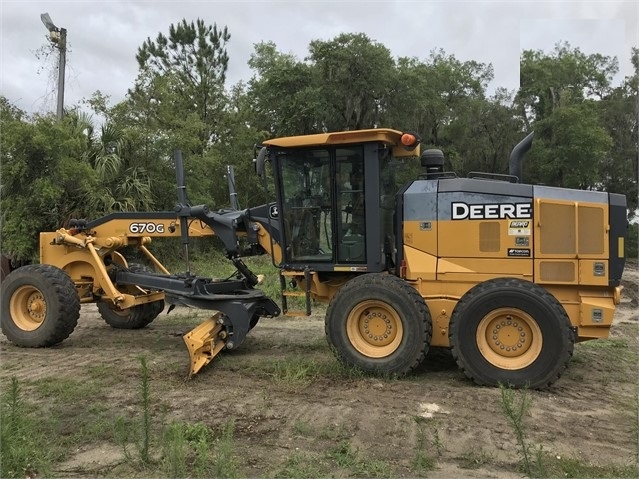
1,1,637,116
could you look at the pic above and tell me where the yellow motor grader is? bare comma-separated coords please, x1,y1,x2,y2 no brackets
0,129,627,388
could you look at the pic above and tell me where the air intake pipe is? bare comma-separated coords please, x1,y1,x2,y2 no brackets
508,132,534,182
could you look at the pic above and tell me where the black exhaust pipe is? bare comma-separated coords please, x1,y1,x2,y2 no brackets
508,132,534,182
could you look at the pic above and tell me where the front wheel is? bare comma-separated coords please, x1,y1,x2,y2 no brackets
325,274,432,375
98,263,164,329
1,264,80,347
449,278,574,389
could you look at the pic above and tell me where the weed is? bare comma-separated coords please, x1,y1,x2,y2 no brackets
318,423,350,441
499,384,545,477
430,420,444,456
459,447,493,469
114,415,134,463
212,419,239,478
267,356,325,383
293,419,313,436
353,458,393,478
161,422,188,478
543,454,639,478
326,439,358,468
161,421,216,478
138,355,152,463
0,377,53,478
411,418,435,472
277,451,325,478
113,355,154,467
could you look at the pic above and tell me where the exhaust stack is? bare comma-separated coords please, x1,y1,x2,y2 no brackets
509,132,534,182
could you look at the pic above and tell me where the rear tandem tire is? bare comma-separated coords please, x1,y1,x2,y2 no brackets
325,273,432,376
1,264,80,347
98,263,165,330
449,278,574,389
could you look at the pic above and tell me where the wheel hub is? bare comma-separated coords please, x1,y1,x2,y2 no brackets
476,308,542,370
11,286,47,331
488,316,531,357
362,312,394,346
347,301,403,358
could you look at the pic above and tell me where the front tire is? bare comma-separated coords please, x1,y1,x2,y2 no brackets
449,278,574,389
98,263,164,329
325,274,432,375
1,264,80,347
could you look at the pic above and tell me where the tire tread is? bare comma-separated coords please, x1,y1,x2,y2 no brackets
449,278,574,389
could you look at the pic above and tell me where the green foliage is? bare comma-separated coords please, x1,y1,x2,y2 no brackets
248,41,320,136
139,356,152,464
160,420,237,479
518,41,619,123
3,28,636,264
277,451,326,478
0,378,53,478
528,103,613,189
0,103,99,261
411,418,436,472
389,49,494,146
134,18,230,155
626,223,638,261
499,385,546,477
114,356,154,467
308,33,396,131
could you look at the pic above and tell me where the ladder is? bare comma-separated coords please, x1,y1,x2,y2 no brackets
279,268,313,317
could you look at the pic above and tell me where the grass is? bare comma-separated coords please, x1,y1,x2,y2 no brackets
1,253,636,478
293,419,313,437
410,416,440,473
276,451,326,479
0,377,53,478
570,335,638,385
541,454,639,478
2,356,636,479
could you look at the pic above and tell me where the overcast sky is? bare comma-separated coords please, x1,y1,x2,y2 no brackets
1,0,637,117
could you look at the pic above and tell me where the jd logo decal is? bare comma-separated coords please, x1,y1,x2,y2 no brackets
451,202,532,220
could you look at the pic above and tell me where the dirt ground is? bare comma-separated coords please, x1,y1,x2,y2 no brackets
1,265,638,478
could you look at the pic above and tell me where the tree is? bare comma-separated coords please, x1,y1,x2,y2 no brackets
517,42,618,125
387,50,494,147
247,41,319,136
133,18,231,154
527,103,613,189
598,48,638,218
517,43,621,193
308,33,396,131
443,89,525,178
82,120,154,213
0,100,98,261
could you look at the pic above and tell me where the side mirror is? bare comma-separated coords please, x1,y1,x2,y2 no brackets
254,146,268,178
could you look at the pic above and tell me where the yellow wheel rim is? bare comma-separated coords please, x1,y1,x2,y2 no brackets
9,285,47,331
346,300,403,358
476,308,542,370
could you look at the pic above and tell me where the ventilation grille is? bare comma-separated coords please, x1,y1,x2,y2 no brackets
479,222,500,252
539,202,605,255
540,203,575,254
539,261,575,282
578,206,604,254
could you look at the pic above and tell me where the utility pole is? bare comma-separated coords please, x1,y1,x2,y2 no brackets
40,13,66,119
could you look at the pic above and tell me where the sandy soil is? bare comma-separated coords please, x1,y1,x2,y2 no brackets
1,266,637,478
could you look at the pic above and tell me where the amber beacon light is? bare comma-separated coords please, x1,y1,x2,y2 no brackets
400,132,420,149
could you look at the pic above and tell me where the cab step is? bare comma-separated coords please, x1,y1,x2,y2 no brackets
279,268,313,316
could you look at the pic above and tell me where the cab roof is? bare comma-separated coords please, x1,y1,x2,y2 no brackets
262,128,420,157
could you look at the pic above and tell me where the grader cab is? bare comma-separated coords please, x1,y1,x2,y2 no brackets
1,129,627,388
